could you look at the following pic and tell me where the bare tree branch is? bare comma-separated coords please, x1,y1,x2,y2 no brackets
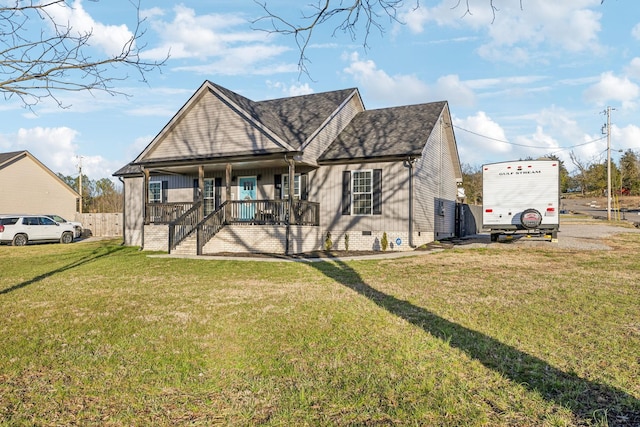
253,0,537,75
0,0,167,108
253,0,409,77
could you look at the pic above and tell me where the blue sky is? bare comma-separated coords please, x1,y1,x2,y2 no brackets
1,0,639,182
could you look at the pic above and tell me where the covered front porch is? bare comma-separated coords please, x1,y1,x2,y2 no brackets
139,154,320,255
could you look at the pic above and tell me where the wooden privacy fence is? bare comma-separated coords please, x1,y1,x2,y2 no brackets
75,213,123,237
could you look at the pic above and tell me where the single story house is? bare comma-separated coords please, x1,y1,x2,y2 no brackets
114,81,463,255
0,150,80,220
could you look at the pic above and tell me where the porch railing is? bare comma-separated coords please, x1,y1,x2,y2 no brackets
168,201,202,252
228,200,286,224
197,202,228,255
227,199,319,226
291,200,320,226
150,199,320,254
146,202,194,224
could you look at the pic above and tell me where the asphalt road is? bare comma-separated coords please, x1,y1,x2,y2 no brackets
560,197,640,224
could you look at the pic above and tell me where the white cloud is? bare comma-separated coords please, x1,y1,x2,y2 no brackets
510,107,609,167
632,23,640,40
342,52,475,107
173,45,294,76
452,106,607,168
140,5,296,76
454,111,511,165
512,126,561,159
267,81,315,97
126,136,154,162
14,127,80,176
626,57,640,80
613,123,640,152
43,0,135,57
583,72,639,109
399,0,603,64
143,5,272,61
0,127,116,179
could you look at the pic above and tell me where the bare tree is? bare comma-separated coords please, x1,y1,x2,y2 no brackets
254,0,406,74
569,151,589,196
1,0,166,108
253,0,532,74
461,162,482,204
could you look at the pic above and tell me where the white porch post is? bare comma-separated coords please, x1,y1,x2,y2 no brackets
225,163,232,221
198,165,205,218
285,156,296,254
143,168,150,224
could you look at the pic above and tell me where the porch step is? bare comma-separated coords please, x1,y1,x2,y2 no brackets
172,234,197,256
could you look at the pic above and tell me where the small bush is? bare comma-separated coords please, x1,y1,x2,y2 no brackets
381,232,388,251
344,233,349,251
324,231,333,251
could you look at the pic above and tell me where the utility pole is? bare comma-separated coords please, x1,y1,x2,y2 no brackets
601,106,619,221
77,156,83,214
604,107,614,221
606,106,611,220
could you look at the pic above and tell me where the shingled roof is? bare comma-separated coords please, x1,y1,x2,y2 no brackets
318,101,447,162
115,81,452,176
208,81,357,149
0,150,25,166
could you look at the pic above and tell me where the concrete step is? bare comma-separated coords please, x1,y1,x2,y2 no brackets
172,235,197,255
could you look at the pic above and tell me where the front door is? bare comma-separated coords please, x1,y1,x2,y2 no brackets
238,176,257,220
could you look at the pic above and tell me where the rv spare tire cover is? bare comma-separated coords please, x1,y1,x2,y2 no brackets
520,208,543,229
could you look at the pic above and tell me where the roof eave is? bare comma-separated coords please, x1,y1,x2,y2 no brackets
317,153,422,165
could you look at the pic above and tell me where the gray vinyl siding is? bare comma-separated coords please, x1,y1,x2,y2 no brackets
0,155,78,219
148,175,195,203
144,90,285,161
123,176,144,246
150,167,311,204
413,115,458,239
311,161,410,233
302,96,364,165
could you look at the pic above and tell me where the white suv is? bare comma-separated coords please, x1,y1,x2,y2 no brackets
0,215,76,246
45,214,83,238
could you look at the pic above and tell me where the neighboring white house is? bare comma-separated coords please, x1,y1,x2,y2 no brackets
114,81,463,255
0,150,80,220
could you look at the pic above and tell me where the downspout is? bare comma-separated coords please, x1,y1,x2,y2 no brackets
405,157,417,248
118,177,126,246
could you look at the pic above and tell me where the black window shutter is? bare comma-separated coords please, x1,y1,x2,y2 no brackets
215,177,222,208
161,180,169,203
373,169,382,215
274,174,282,199
342,171,351,215
193,179,199,201
301,174,308,200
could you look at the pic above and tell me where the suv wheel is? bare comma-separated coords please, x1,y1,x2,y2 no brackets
60,232,73,244
12,234,28,246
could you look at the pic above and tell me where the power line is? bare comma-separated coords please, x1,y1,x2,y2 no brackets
452,124,607,150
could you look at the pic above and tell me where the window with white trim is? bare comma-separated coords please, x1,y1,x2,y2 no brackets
149,181,162,203
352,170,373,215
282,174,301,199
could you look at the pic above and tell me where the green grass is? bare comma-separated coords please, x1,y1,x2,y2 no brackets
1,235,639,426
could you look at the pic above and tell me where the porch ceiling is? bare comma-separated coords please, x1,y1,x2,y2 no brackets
142,157,310,175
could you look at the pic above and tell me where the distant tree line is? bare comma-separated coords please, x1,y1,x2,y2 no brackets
461,150,640,205
57,174,123,213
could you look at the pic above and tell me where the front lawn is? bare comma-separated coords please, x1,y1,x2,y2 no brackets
1,235,639,426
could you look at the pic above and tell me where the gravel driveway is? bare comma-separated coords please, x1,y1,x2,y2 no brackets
456,221,640,251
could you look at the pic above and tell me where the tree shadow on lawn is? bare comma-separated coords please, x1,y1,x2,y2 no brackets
0,244,126,295
312,259,640,427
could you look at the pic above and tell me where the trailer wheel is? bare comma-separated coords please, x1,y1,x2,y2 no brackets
520,209,543,229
